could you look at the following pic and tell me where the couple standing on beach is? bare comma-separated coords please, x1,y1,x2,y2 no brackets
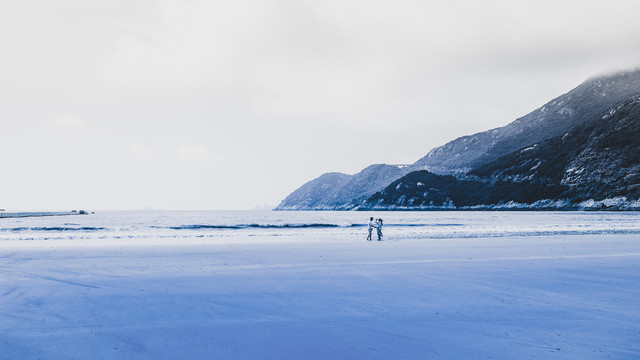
367,217,384,241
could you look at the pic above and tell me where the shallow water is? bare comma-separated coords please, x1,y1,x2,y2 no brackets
1,210,639,243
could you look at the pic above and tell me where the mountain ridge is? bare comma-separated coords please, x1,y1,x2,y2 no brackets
411,69,640,174
276,69,640,210
276,164,409,210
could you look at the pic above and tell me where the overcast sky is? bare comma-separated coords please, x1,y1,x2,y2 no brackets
1,0,640,210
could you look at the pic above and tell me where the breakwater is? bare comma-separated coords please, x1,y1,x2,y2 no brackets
0,211,89,218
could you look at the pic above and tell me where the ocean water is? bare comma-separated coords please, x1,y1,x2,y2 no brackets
1,211,640,243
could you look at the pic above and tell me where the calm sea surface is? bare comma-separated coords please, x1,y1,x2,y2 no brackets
0,211,639,242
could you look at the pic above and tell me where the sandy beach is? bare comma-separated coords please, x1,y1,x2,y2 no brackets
2,232,639,359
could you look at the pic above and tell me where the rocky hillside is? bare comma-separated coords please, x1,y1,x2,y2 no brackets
362,171,568,210
276,164,408,210
362,91,640,210
322,164,410,210
468,94,640,202
276,172,352,210
412,69,640,174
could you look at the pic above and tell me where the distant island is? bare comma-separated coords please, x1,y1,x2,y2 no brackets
277,69,640,211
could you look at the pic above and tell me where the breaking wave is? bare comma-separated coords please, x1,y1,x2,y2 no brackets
2,227,106,232
158,223,355,230
154,223,463,230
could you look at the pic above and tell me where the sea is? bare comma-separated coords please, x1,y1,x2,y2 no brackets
1,211,640,243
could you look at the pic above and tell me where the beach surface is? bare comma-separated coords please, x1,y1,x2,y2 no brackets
1,232,640,359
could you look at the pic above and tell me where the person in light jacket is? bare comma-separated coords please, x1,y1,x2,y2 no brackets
367,217,377,241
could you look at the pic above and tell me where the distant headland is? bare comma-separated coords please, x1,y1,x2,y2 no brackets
0,210,92,218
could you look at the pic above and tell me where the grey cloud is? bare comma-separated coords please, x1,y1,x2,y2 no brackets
1,0,640,209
